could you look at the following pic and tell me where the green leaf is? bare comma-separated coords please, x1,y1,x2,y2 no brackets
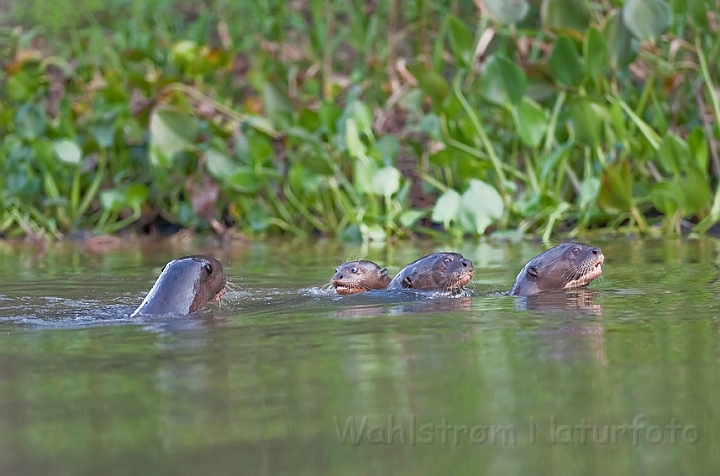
372,166,402,197
583,28,608,77
484,0,530,24
542,0,592,35
299,108,320,131
377,135,400,165
598,162,633,212
354,157,377,195
679,167,712,215
345,118,367,157
650,181,679,216
91,112,116,148
687,0,710,27
622,0,671,42
578,177,601,209
479,54,527,106
247,206,269,231
512,97,548,147
262,82,293,124
432,190,462,229
227,168,260,194
458,179,504,235
407,62,450,106
569,97,608,146
53,139,82,166
447,15,475,68
14,104,46,140
657,133,690,174
318,101,342,134
540,142,573,180
549,36,583,88
205,149,237,178
125,184,149,209
149,107,198,168
289,164,324,193
169,40,199,67
247,133,275,167
345,100,374,136
400,209,425,228
688,127,709,172
99,189,124,212
361,224,387,242
603,10,637,71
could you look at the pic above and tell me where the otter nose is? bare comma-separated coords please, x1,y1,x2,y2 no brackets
591,248,600,255
335,273,343,279
461,259,470,267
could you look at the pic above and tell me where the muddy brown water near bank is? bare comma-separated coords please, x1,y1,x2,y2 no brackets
0,238,716,475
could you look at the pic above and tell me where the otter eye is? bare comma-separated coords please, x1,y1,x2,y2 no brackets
571,247,580,256
443,258,452,265
350,267,357,273
335,267,339,273
527,266,539,278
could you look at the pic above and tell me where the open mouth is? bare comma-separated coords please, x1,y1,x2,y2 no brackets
214,287,227,302
457,270,474,287
565,254,604,289
446,270,474,290
588,258,604,279
332,282,362,295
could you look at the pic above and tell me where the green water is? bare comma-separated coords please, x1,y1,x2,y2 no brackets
0,238,716,475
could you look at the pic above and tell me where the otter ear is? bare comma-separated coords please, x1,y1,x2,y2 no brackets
203,261,214,274
403,276,413,288
527,266,539,279
380,268,388,277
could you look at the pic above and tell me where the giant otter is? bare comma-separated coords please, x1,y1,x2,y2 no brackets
510,242,604,296
331,260,391,295
387,252,474,293
131,255,227,316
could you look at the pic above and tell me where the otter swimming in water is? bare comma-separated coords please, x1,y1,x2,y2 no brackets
510,242,604,296
131,255,227,316
331,260,391,295
387,252,474,293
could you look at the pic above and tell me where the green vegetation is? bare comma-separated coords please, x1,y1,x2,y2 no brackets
0,0,718,241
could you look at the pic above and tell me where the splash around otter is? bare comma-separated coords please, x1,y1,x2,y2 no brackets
331,260,391,295
131,255,227,316
387,252,474,293
510,242,604,297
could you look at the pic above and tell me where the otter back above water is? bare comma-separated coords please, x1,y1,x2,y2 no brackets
131,255,227,316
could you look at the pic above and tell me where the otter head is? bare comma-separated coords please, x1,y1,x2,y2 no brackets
401,252,474,292
188,255,227,312
131,255,227,316
510,242,604,297
331,260,390,295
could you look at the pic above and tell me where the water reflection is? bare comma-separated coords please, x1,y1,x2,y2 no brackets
333,295,474,319
513,289,602,315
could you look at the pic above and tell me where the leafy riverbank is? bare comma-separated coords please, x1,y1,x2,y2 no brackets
1,0,718,241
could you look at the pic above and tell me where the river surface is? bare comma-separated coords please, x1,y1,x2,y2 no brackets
0,237,716,475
